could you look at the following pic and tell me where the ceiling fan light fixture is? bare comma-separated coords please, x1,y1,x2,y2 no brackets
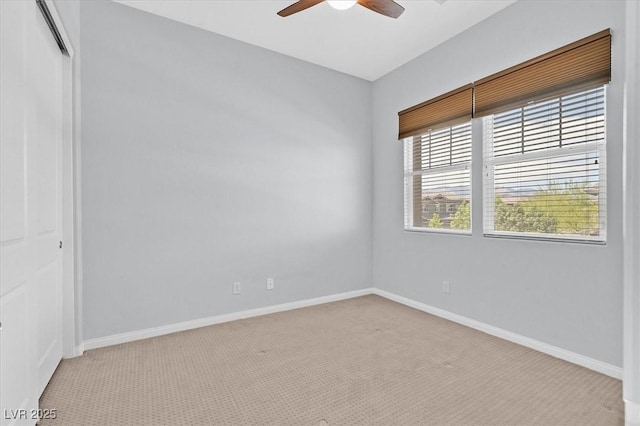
277,0,404,18
327,0,357,10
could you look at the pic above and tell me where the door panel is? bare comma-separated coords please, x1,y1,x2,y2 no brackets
36,263,61,394
34,38,61,236
0,245,28,298
26,0,64,396
1,0,65,422
0,286,34,426
0,0,27,300
0,1,37,425
0,0,26,247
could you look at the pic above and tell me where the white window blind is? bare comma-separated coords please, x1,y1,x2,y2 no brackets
404,122,472,232
483,86,606,242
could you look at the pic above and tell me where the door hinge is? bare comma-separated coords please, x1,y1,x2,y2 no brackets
59,241,63,249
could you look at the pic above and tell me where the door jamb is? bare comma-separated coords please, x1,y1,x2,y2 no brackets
42,0,80,359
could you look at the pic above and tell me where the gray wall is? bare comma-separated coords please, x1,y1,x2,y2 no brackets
79,1,373,340
67,0,625,367
372,0,625,367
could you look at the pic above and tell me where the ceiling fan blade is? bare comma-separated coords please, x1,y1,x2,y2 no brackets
357,0,404,18
277,0,325,17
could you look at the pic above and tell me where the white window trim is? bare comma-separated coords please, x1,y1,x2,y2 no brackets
403,129,473,235
481,87,607,244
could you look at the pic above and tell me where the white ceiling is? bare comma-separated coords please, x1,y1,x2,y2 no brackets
114,0,515,81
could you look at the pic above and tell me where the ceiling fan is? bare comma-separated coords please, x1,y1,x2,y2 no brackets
277,0,405,19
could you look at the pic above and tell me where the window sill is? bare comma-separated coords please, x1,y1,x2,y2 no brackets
404,227,472,236
483,232,606,245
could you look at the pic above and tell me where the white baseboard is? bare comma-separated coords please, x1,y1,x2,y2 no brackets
62,344,84,359
626,400,640,426
83,288,374,351
372,288,623,380
74,344,84,358
80,286,622,380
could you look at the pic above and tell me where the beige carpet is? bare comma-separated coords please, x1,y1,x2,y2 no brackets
40,295,623,425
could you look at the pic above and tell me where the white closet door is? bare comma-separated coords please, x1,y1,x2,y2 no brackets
1,1,64,424
28,0,64,396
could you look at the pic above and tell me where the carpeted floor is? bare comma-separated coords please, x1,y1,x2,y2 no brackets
40,295,623,425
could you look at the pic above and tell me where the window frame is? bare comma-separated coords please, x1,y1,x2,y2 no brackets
481,86,607,244
403,122,473,235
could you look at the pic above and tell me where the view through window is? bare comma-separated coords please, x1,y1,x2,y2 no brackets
483,86,606,242
404,123,472,232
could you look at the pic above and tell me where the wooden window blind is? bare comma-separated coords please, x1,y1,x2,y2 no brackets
475,29,611,117
398,84,473,140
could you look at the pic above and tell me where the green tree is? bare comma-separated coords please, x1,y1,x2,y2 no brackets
495,197,557,233
494,183,599,235
450,201,470,230
428,212,443,228
528,183,599,235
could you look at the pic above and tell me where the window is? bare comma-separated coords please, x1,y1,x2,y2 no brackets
397,30,610,242
483,86,606,242
404,122,472,232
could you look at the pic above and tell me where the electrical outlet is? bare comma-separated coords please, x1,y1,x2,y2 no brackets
442,281,450,294
266,278,274,290
233,282,241,295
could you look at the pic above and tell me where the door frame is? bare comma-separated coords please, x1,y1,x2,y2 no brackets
40,0,79,359
623,1,640,424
